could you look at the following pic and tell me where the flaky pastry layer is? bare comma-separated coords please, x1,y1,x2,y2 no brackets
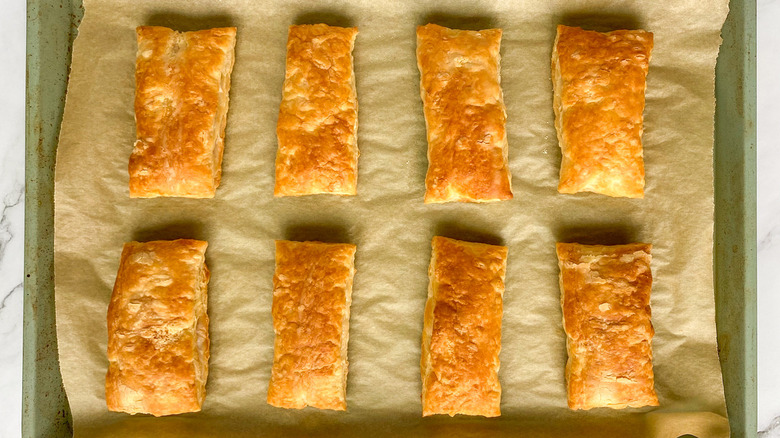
556,242,658,410
267,240,356,410
421,236,507,417
130,26,236,198
106,239,210,416
275,24,359,196
417,24,513,203
552,25,653,198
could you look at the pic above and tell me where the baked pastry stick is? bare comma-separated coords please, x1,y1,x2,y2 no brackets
417,24,513,203
106,239,210,416
421,236,507,417
274,25,359,196
552,25,653,198
556,242,659,410
267,240,357,410
130,26,237,198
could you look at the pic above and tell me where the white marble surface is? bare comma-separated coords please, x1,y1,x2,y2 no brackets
758,0,780,436
0,1,775,437
0,0,27,437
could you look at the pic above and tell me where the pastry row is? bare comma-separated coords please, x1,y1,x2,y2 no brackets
106,237,657,417
130,23,653,201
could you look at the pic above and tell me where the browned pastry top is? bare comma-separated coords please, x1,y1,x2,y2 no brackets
553,25,653,198
422,236,507,417
106,239,210,416
275,24,359,196
417,24,513,203
267,240,356,410
130,26,236,198
557,242,658,410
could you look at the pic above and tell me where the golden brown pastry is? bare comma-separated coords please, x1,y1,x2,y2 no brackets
556,242,658,410
267,240,356,410
417,24,513,203
421,236,507,417
130,26,236,198
106,239,210,416
552,25,653,198
274,24,359,196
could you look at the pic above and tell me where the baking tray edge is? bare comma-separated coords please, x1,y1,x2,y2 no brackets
22,0,82,436
713,0,758,436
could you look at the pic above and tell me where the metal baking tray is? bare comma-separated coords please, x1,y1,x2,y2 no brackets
23,0,757,436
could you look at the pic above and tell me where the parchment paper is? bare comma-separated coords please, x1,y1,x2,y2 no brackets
53,0,731,436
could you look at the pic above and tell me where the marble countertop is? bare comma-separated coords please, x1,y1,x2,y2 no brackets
0,0,774,436
1,0,29,437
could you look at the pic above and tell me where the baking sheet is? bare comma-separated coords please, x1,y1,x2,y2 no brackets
53,0,731,436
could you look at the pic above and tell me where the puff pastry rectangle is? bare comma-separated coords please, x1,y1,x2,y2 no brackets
106,239,210,416
274,24,359,196
421,236,507,417
130,26,237,198
417,24,513,203
552,25,653,198
267,240,356,410
556,242,658,410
